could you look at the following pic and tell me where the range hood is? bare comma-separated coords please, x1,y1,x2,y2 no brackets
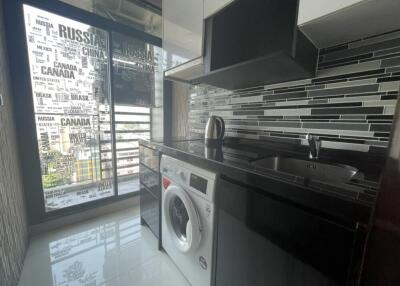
165,0,318,90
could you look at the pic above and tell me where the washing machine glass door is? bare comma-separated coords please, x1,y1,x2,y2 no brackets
164,185,202,253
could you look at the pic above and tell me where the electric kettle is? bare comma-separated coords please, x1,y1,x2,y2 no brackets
204,116,225,146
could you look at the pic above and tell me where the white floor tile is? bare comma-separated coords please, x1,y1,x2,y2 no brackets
129,252,190,286
18,207,188,286
100,273,135,286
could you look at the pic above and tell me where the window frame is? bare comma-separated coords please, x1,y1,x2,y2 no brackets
4,0,161,224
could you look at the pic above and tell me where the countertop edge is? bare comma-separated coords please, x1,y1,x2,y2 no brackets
140,139,373,226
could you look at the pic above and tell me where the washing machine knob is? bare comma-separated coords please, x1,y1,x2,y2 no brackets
179,171,186,180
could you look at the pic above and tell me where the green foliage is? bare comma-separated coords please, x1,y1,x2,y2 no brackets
41,150,73,188
42,172,68,188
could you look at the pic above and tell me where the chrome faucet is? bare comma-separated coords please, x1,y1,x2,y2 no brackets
306,134,321,160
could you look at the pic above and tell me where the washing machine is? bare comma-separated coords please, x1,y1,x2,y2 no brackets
160,155,217,286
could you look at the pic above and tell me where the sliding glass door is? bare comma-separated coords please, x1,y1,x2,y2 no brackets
22,4,161,212
111,32,163,195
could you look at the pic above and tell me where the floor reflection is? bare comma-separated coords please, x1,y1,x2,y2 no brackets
49,215,139,285
18,207,189,286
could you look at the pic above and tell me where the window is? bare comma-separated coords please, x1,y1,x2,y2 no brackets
23,4,161,212
106,105,151,195
24,4,114,211
111,32,162,195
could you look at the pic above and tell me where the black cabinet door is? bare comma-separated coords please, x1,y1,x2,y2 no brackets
215,176,357,286
140,184,160,238
139,163,160,198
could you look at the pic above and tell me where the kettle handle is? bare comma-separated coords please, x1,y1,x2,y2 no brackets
216,117,225,140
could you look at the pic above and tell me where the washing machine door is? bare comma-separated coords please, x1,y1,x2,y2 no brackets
163,184,202,253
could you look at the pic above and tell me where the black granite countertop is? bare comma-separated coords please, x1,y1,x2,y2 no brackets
140,137,384,226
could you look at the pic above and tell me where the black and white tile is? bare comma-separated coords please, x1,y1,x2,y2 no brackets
189,30,400,153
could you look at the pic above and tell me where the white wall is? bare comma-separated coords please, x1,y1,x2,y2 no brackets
298,0,363,25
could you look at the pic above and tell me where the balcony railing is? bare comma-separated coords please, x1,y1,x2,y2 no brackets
100,105,150,195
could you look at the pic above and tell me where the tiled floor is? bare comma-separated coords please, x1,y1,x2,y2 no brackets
18,207,190,286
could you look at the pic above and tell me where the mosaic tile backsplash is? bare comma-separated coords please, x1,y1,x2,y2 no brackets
189,31,400,153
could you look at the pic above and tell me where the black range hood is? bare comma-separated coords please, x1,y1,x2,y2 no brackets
192,0,318,90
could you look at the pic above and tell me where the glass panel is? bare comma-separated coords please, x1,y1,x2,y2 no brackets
115,114,151,122
169,196,189,242
111,32,162,195
115,105,149,113
114,104,149,195
23,5,114,212
101,149,139,160
58,0,162,38
163,0,204,69
112,32,163,106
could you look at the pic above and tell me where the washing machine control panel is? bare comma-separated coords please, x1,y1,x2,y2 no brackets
189,173,208,194
160,155,217,202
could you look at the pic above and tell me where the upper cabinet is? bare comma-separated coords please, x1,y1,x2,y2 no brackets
204,0,235,19
163,0,317,89
298,0,400,48
162,0,204,71
297,0,364,25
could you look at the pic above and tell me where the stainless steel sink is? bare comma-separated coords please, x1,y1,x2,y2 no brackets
253,156,359,183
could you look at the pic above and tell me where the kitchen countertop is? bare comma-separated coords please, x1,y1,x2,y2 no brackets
140,137,383,226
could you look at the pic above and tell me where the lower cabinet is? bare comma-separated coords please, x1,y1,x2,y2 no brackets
139,142,162,248
215,176,360,286
140,163,160,197
140,184,160,238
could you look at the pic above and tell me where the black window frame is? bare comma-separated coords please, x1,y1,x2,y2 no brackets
3,0,162,225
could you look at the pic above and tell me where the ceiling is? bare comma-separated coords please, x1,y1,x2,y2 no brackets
60,0,162,37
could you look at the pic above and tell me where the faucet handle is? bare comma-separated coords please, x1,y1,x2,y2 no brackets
306,134,321,159
306,134,319,141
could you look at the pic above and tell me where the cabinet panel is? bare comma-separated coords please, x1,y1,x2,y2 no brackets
139,145,159,172
140,185,160,238
216,177,358,285
163,0,203,70
139,163,160,198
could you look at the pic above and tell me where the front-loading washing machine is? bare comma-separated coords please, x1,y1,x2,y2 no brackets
160,155,217,286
